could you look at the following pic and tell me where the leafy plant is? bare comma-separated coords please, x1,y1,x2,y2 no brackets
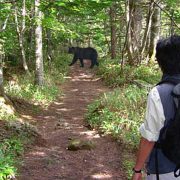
134,65,161,84
4,54,70,106
0,138,24,180
86,85,147,148
97,59,134,87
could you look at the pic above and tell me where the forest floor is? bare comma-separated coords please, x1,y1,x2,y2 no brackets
18,62,128,180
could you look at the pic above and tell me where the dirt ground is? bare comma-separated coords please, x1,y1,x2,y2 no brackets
18,62,127,180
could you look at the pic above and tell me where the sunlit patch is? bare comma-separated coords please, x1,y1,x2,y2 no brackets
21,115,33,120
30,151,46,157
71,89,79,92
64,76,71,79
91,173,112,179
91,77,102,82
54,102,64,105
59,108,70,111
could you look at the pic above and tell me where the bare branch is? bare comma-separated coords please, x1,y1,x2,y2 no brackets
0,14,9,32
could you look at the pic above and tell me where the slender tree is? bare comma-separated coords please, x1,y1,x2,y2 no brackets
13,0,30,74
140,0,154,56
148,0,161,62
35,0,44,86
109,2,117,59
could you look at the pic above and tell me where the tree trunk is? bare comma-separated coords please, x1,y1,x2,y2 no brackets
35,0,44,86
110,3,116,59
125,0,142,65
140,0,154,56
0,14,9,32
28,2,35,62
0,40,14,109
14,0,30,74
125,0,134,65
103,20,111,54
148,1,161,62
0,42,4,97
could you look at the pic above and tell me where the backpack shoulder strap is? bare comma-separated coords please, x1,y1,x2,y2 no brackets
172,83,180,98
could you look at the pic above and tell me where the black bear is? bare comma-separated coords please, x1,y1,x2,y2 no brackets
68,47,99,68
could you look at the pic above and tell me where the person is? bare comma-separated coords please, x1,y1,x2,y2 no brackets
132,35,180,180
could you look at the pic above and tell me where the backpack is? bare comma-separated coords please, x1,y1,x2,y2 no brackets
156,81,180,178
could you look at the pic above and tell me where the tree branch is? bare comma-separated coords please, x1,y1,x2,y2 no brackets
0,14,9,32
153,0,180,31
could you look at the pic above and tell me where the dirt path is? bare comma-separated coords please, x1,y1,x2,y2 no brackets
19,63,127,180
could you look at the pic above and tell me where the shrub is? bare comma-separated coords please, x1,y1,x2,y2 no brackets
4,54,70,105
86,85,147,148
0,138,24,180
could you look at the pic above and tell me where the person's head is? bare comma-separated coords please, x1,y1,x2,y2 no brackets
156,35,180,75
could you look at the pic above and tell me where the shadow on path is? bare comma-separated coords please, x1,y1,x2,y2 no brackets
19,64,127,180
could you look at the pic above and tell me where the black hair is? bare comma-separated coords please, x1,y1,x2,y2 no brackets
156,35,180,75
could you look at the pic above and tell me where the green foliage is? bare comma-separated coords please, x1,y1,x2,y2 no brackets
86,85,147,147
0,138,24,180
97,59,161,87
0,107,17,122
4,54,69,105
4,74,58,105
97,58,134,87
89,61,162,178
123,159,134,180
134,65,161,84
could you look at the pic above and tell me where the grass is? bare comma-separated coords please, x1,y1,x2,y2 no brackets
97,58,161,86
87,59,162,178
0,137,24,180
0,53,71,179
4,54,70,106
86,85,147,147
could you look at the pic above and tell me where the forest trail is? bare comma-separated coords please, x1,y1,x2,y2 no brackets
19,62,127,180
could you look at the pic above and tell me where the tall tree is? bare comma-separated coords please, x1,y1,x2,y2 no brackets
125,0,143,65
0,40,4,97
35,0,44,86
0,16,13,106
109,2,117,59
140,0,154,57
13,0,30,74
148,1,161,62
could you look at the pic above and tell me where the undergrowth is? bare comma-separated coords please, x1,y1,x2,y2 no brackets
98,58,161,86
87,59,162,179
86,85,147,147
4,54,70,105
0,54,70,179
0,137,24,180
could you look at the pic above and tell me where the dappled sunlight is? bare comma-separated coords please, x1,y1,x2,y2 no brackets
17,57,119,179
44,115,59,119
71,73,94,82
64,76,72,79
71,89,79,92
29,151,47,157
91,173,112,179
54,102,64,105
72,117,80,120
58,107,72,112
20,114,34,120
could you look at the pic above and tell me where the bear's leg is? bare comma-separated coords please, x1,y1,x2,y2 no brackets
69,56,78,66
90,60,95,68
79,58,84,67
